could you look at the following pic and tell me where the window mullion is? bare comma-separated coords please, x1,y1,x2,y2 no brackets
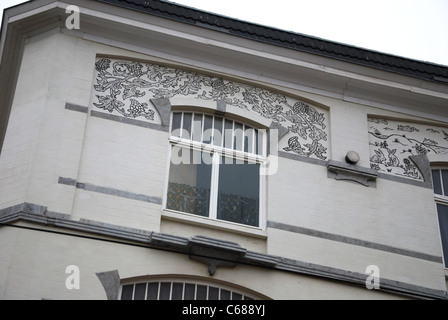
209,152,220,220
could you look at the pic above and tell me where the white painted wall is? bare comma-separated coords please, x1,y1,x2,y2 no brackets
0,31,446,299
0,227,408,300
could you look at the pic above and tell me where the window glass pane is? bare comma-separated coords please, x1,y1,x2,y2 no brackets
171,113,182,137
202,115,213,144
146,282,159,300
208,287,219,300
192,114,203,142
182,113,192,140
232,292,242,300
121,284,134,300
159,282,171,300
442,170,448,196
220,289,231,300
255,130,266,155
196,285,207,300
256,129,264,155
184,283,196,300
172,283,184,300
233,122,243,151
217,158,260,227
223,119,233,149
134,283,146,300
244,126,254,153
213,117,223,147
432,170,442,195
437,204,448,268
167,148,212,217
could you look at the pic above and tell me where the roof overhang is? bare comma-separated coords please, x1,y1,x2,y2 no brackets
1,0,448,154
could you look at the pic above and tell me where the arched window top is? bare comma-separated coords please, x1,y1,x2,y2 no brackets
169,98,273,129
170,111,266,158
120,277,269,300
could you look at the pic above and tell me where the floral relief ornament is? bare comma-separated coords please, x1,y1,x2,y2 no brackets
94,59,154,120
93,58,329,160
368,117,448,180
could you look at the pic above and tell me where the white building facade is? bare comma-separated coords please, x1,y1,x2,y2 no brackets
0,0,447,300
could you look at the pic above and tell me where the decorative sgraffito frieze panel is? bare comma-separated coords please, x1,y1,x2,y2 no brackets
92,58,329,160
368,117,448,180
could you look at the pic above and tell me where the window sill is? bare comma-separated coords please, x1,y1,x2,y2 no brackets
161,209,267,239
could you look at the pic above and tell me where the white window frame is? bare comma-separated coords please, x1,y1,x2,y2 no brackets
432,166,448,270
433,168,448,204
162,111,268,231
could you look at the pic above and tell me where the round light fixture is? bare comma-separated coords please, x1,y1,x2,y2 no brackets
345,151,360,165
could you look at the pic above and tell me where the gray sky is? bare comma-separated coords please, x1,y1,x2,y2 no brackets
2,0,448,66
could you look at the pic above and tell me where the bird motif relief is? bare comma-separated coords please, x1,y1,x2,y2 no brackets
283,136,306,155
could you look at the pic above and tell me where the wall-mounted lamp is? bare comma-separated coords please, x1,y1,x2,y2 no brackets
345,151,360,165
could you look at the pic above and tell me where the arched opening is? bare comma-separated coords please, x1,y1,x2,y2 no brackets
119,275,270,300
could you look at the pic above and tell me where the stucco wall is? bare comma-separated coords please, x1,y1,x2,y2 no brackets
0,31,446,299
0,226,409,300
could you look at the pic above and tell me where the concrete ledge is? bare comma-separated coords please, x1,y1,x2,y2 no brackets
327,160,378,187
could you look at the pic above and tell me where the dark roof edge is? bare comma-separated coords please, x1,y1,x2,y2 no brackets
96,0,448,83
